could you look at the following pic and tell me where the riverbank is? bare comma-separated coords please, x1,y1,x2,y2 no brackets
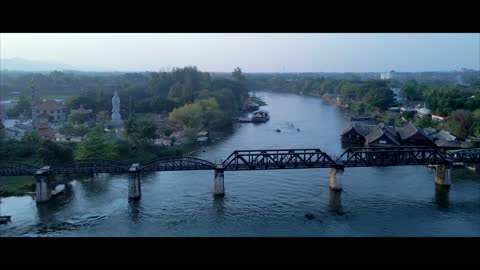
319,93,387,123
0,176,35,197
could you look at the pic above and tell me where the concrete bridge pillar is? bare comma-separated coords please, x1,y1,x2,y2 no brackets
329,167,343,191
128,163,141,200
35,166,52,203
434,164,451,187
213,165,225,196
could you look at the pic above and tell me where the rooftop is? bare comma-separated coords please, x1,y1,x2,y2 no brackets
38,100,65,111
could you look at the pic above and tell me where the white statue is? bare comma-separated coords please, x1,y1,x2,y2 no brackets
111,91,123,128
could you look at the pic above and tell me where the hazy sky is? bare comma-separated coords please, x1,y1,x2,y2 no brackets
1,33,479,72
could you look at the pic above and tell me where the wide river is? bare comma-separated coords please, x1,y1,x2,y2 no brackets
1,92,479,236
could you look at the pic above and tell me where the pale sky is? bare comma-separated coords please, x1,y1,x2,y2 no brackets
1,33,479,72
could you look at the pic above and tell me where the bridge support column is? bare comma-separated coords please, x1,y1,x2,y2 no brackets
35,166,52,203
434,164,451,187
329,167,343,191
213,165,225,197
128,163,141,200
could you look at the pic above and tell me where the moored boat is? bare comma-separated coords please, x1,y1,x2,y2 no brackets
251,110,270,123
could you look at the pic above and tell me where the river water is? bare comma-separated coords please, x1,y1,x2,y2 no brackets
1,92,479,236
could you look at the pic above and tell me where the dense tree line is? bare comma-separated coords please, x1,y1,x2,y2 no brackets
1,66,249,165
246,75,480,139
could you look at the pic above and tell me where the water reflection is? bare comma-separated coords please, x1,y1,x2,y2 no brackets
434,185,450,209
213,196,225,215
328,189,343,214
77,174,113,194
128,199,142,223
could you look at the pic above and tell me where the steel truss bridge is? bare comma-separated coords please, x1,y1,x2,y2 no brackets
1,147,478,177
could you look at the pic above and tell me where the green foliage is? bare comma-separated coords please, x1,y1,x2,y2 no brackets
401,111,415,121
68,112,89,125
163,128,173,137
364,87,393,110
59,123,90,137
0,121,5,142
414,115,439,130
75,127,114,160
446,109,474,139
37,140,74,164
169,98,224,133
424,86,480,116
96,110,111,128
232,67,245,83
6,95,31,117
124,117,158,144
400,80,423,101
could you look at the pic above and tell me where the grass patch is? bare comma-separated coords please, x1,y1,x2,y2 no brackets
0,176,35,197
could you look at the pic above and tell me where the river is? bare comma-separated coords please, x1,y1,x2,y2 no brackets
1,92,479,236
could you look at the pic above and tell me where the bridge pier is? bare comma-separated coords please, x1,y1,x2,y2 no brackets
329,167,343,191
213,165,225,196
35,166,52,203
434,164,451,187
128,163,141,200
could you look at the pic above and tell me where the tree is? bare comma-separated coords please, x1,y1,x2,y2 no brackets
415,115,437,129
96,110,111,128
0,121,5,142
401,111,415,121
232,67,245,83
37,140,73,164
124,118,158,143
7,95,31,117
75,127,114,160
169,102,203,130
400,80,422,101
68,112,88,125
365,87,393,110
446,109,474,139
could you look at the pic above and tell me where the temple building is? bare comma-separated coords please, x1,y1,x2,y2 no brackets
36,100,66,123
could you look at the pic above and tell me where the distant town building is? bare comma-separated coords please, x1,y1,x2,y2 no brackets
390,88,403,103
0,100,17,111
0,100,17,119
43,98,65,105
380,70,395,80
416,103,431,118
36,100,67,123
37,122,56,139
2,119,34,138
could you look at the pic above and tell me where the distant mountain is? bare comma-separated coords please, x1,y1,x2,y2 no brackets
0,58,111,72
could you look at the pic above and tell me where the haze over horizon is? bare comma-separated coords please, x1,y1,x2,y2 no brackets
1,33,479,73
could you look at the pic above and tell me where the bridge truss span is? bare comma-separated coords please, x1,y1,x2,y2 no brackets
139,157,216,172
50,159,130,175
0,161,40,176
222,149,339,171
337,147,450,167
